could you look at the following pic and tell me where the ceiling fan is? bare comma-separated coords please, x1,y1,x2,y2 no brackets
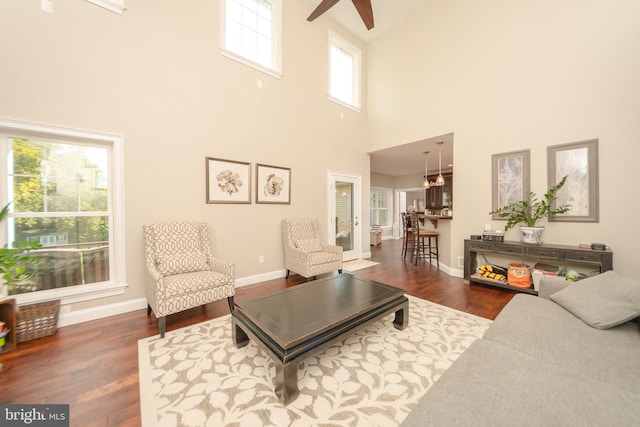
307,0,375,30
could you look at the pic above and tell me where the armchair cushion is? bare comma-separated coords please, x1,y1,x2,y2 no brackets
156,251,209,276
295,238,323,252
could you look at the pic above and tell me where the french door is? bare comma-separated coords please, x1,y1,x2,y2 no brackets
327,171,361,261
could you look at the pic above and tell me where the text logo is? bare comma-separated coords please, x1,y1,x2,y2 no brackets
0,405,69,426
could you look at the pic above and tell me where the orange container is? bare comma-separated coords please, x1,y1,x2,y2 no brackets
507,263,531,288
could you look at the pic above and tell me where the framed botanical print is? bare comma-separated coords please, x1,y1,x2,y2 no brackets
256,164,291,204
491,150,530,220
206,157,251,204
548,139,599,222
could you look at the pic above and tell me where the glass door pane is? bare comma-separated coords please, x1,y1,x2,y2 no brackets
335,181,354,252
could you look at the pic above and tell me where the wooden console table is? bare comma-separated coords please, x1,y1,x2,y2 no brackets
464,239,613,295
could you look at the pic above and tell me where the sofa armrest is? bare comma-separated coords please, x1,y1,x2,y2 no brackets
538,276,570,300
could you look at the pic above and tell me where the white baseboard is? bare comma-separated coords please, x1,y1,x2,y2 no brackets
57,264,465,328
57,270,288,327
234,269,287,287
58,297,148,327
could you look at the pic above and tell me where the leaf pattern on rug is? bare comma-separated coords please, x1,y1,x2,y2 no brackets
139,296,491,427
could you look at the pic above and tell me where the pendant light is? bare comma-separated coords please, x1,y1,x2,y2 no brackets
435,141,445,186
423,151,430,189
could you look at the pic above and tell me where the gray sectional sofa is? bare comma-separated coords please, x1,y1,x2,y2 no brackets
402,271,640,426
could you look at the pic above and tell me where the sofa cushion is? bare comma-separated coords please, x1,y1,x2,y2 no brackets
484,294,640,394
401,339,640,427
295,238,323,252
550,271,640,329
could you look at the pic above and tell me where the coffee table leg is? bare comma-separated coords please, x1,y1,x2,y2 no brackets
231,317,250,348
275,361,299,404
393,302,409,330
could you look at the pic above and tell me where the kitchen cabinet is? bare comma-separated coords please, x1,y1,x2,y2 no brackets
425,173,452,210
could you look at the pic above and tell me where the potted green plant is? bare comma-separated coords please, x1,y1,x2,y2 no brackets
0,202,41,297
489,176,571,244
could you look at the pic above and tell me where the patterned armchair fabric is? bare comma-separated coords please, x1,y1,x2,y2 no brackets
282,217,343,280
144,221,235,337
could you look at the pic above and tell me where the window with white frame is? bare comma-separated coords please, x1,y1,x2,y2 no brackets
329,31,362,110
220,0,282,77
0,119,126,305
370,189,391,227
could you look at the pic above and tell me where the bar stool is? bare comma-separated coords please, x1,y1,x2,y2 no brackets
409,212,439,267
401,212,414,258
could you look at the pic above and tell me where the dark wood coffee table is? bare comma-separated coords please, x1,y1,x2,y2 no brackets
231,273,409,404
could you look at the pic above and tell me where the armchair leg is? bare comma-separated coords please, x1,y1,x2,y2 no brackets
227,296,235,312
285,270,290,279
159,317,166,338
147,304,152,316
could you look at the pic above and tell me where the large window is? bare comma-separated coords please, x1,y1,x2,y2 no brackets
0,119,126,305
329,31,362,110
370,189,391,227
221,0,282,77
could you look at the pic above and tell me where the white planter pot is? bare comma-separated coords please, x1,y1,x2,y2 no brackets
520,226,544,244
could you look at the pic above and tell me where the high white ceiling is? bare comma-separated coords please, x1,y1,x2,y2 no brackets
306,0,431,43
369,134,454,178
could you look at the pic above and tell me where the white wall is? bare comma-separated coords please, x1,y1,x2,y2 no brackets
367,0,640,276
0,0,370,314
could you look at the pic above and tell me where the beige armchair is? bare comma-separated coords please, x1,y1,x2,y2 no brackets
282,217,343,281
143,221,235,338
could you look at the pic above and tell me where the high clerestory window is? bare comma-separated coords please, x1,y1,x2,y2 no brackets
329,31,362,110
220,0,282,77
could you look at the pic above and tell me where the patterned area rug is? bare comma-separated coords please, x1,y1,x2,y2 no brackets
138,296,491,427
342,259,379,272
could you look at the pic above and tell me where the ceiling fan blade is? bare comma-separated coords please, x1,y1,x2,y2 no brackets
352,0,374,30
307,0,342,22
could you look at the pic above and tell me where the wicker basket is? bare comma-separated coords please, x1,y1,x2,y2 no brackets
16,300,60,343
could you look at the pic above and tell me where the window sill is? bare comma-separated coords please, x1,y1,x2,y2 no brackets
86,0,126,15
328,96,361,112
13,281,128,307
219,49,282,80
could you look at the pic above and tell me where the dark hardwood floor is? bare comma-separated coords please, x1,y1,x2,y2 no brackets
0,239,515,426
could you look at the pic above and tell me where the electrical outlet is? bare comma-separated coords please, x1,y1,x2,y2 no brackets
258,255,264,264
457,256,464,268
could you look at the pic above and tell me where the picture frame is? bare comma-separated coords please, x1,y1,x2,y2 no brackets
206,157,251,204
547,139,599,222
256,163,291,204
491,149,530,220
